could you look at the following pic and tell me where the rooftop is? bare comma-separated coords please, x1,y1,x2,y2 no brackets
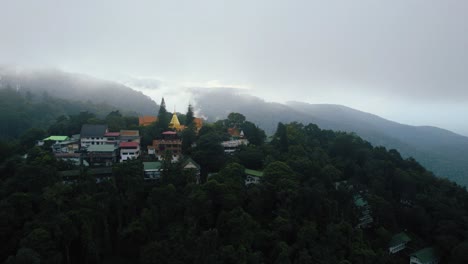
120,130,140,137
182,157,200,169
81,124,108,138
104,132,120,137
43,135,70,141
143,161,162,171
120,142,139,148
245,169,264,177
354,195,368,207
87,144,116,152
411,247,438,263
389,232,411,248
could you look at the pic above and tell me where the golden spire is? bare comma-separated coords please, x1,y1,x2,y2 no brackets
169,111,181,130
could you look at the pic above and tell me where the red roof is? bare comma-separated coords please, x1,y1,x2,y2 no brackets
162,131,177,135
119,142,139,148
105,132,120,137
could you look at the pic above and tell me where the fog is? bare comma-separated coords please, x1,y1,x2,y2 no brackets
2,0,468,135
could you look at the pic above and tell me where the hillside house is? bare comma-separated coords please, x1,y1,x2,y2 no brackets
104,132,120,145
86,144,117,166
410,247,439,264
37,135,70,146
120,130,140,143
80,124,108,148
354,194,373,228
222,128,248,153
245,169,264,185
52,139,80,154
120,141,140,162
181,157,201,183
143,161,162,180
388,232,411,254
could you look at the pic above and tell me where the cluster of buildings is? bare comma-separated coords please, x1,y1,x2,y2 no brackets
387,232,439,264
39,124,141,167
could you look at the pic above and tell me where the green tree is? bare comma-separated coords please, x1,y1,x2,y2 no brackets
185,104,195,126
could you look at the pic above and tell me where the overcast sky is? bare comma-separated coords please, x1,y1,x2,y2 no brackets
2,0,468,135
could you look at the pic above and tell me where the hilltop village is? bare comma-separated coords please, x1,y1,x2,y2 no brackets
35,98,257,184
20,98,448,264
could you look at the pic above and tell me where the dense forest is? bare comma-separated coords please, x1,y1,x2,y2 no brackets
1,106,468,264
0,88,145,141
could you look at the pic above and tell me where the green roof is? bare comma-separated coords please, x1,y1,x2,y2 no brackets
181,157,200,170
389,232,411,248
411,247,438,263
245,169,264,177
87,145,116,152
354,196,367,207
43,136,70,141
143,162,162,171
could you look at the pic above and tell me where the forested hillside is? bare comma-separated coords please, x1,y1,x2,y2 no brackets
0,88,155,140
193,89,468,186
0,66,158,116
1,113,468,263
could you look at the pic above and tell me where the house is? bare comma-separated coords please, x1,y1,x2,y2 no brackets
222,128,248,153
86,144,118,166
388,232,411,254
104,132,120,145
52,139,80,154
120,141,140,162
148,131,182,161
143,161,162,180
245,169,263,185
37,135,70,146
221,139,248,154
139,116,158,126
410,247,439,264
354,194,373,228
181,157,201,183
120,130,140,143
80,124,108,148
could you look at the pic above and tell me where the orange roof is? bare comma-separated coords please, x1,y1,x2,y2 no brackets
139,116,157,126
120,130,140,137
228,128,240,137
194,118,203,129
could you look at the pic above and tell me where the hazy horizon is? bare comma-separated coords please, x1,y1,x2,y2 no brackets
2,1,468,136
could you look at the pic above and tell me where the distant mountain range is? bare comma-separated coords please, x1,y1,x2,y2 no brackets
0,66,158,115
193,88,468,186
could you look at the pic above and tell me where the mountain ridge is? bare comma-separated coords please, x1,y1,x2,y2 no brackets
193,89,468,185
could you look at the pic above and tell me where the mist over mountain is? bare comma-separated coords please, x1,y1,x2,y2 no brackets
193,89,468,185
0,66,158,115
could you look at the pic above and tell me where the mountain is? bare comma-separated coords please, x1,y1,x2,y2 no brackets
0,66,158,115
193,88,468,185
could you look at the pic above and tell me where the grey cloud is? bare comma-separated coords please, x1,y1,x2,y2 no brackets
1,0,468,132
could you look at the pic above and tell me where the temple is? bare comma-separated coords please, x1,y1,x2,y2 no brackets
169,112,182,131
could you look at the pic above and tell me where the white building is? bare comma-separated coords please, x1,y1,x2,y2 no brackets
120,141,140,162
388,232,411,254
80,124,108,148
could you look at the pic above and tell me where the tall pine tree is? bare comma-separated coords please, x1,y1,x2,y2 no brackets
185,104,195,126
157,97,169,132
